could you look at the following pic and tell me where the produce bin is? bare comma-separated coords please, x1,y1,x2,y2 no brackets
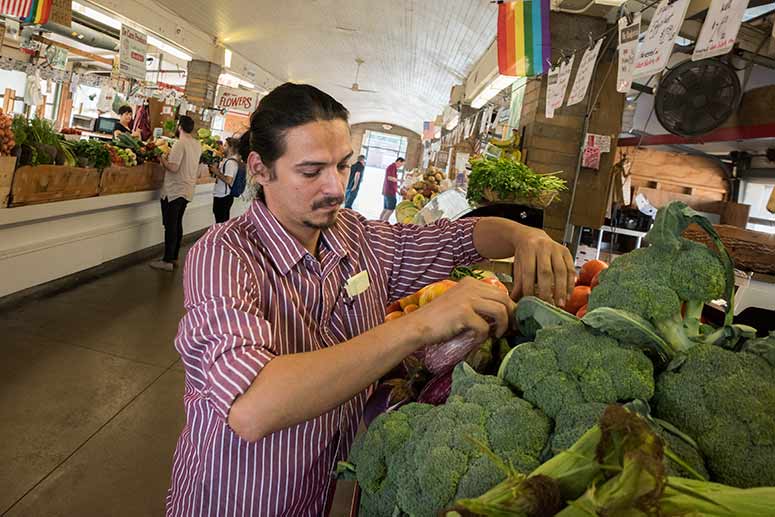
99,162,164,195
0,155,16,208
9,165,102,206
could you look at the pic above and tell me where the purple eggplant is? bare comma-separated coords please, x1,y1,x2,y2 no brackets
417,369,453,405
424,331,485,374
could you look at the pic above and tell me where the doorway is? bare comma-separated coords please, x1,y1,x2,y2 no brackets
351,130,409,220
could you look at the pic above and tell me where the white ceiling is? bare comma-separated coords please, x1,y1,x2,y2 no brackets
157,0,498,133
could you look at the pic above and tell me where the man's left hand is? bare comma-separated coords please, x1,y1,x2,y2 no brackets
511,226,576,306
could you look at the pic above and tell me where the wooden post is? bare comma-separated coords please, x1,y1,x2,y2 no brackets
56,83,73,130
2,89,15,113
35,95,47,119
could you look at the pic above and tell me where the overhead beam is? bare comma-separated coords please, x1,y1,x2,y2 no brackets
33,36,113,65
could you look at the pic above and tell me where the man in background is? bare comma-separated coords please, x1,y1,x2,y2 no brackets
344,154,366,209
150,115,202,272
380,156,404,221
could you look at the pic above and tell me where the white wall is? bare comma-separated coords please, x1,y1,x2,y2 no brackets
0,185,249,298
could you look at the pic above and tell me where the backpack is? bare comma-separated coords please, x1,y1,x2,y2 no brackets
224,158,247,198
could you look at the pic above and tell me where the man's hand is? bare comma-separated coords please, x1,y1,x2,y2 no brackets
403,277,516,345
511,226,575,306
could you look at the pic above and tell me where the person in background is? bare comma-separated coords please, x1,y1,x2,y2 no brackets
344,154,366,209
380,156,404,221
113,105,142,139
210,137,241,223
150,115,202,272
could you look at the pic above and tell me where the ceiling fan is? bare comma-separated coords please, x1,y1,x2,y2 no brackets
338,58,378,93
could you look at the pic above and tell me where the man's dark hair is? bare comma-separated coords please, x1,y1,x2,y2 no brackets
358,154,366,161
178,115,195,134
239,83,349,167
117,105,133,116
396,157,405,163
225,137,241,154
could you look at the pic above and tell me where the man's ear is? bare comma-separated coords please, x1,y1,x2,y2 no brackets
247,151,272,186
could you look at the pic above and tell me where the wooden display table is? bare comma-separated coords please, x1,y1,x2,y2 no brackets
99,163,164,195
10,165,101,206
0,156,16,208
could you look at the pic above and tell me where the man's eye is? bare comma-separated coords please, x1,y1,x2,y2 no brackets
338,164,349,171
302,169,320,177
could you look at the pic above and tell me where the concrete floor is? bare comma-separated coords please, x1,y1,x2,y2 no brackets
0,243,354,516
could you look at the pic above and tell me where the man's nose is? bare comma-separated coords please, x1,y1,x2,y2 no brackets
321,167,345,197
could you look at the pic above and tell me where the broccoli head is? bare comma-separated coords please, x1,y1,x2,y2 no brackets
652,343,775,487
352,364,551,517
587,201,737,353
499,323,654,419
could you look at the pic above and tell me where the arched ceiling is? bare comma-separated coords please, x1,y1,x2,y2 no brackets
157,0,497,132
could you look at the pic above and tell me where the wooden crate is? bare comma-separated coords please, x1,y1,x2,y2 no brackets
99,162,164,195
0,155,17,208
10,165,101,206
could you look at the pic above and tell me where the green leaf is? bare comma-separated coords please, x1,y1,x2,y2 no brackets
582,307,675,366
516,296,578,339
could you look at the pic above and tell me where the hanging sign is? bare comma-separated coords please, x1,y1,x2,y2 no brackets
49,0,72,27
617,14,641,93
119,25,148,81
692,0,747,61
586,133,611,153
552,55,574,110
215,85,259,114
567,39,603,106
634,0,691,78
545,65,559,119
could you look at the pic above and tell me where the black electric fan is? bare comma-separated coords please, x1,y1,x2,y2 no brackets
654,58,742,137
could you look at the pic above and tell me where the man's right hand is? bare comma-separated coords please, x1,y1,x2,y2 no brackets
402,277,516,346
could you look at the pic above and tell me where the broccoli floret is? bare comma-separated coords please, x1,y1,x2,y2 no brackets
550,402,608,453
352,365,552,517
653,343,775,487
500,324,654,419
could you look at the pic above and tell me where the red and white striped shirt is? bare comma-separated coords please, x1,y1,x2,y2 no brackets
166,200,482,516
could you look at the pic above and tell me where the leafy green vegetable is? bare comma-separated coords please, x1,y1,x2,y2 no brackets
514,296,579,340
466,156,566,205
71,140,111,169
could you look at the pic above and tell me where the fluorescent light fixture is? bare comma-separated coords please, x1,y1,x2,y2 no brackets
594,0,627,6
220,72,257,90
73,1,192,61
471,74,518,109
72,2,121,29
224,48,232,68
147,35,192,61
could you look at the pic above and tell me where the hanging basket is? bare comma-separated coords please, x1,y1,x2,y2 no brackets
481,188,558,208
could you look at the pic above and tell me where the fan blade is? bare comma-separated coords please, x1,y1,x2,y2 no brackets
356,88,378,93
336,84,356,90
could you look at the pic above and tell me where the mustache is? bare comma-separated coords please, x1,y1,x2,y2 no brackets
312,196,344,210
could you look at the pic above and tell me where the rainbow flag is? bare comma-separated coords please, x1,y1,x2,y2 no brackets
497,0,551,77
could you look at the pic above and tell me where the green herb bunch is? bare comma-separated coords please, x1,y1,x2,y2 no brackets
466,156,567,205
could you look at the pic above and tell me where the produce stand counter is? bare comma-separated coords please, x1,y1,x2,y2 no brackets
2,161,214,208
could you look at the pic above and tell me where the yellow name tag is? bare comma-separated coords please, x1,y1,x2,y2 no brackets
345,270,370,298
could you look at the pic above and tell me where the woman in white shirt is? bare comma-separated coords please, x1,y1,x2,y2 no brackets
209,137,241,223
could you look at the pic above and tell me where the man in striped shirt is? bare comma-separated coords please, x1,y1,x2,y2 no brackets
166,83,575,516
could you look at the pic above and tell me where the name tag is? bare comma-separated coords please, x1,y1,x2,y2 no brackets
345,270,370,298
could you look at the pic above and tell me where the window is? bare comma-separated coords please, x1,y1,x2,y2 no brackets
740,179,775,234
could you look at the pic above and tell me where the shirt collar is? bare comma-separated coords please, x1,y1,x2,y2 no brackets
247,201,350,275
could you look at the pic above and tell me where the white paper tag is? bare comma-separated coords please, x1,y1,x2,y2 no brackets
345,270,370,298
553,55,575,110
692,0,748,61
634,0,691,78
545,65,559,119
617,14,641,93
568,39,603,106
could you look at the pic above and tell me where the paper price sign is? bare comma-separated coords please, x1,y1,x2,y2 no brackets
692,0,747,61
634,0,690,78
617,14,641,93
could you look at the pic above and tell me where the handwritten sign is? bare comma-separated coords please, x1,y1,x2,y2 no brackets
545,65,559,119
617,14,641,93
215,85,259,114
692,0,747,61
554,55,574,109
634,0,690,78
119,25,147,81
568,39,603,106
